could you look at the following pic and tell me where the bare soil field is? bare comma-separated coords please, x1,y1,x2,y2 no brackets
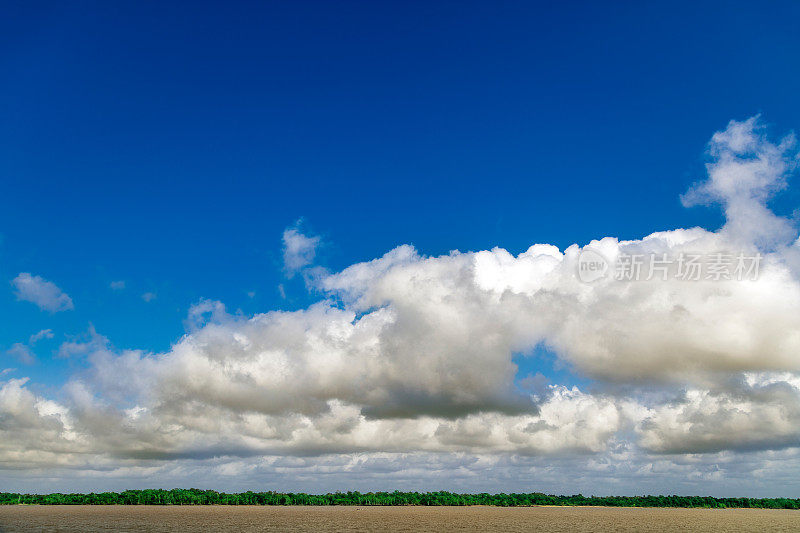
1,505,799,532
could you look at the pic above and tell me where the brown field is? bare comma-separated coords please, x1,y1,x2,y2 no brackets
0,505,798,532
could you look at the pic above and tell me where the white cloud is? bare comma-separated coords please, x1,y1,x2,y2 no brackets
682,116,798,249
110,281,126,290
282,222,321,277
184,299,229,331
11,273,74,313
141,292,157,302
29,329,53,344
3,117,800,493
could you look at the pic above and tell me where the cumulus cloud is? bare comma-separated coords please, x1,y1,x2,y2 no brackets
0,378,80,468
282,221,321,277
3,117,800,492
640,383,800,455
11,273,74,312
682,116,798,249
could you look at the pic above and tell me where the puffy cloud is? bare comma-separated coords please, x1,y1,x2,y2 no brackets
282,222,321,277
639,373,800,454
318,227,800,385
0,374,623,465
0,378,79,468
11,273,74,313
682,116,798,249
3,117,800,492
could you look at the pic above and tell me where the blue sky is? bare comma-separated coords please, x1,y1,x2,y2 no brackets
3,1,800,355
3,2,800,494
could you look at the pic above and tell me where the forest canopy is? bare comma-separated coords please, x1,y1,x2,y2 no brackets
1,490,799,509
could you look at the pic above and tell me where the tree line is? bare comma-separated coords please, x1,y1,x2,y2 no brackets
1,489,799,508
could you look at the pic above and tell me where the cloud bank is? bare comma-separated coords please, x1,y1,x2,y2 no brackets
3,117,800,494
